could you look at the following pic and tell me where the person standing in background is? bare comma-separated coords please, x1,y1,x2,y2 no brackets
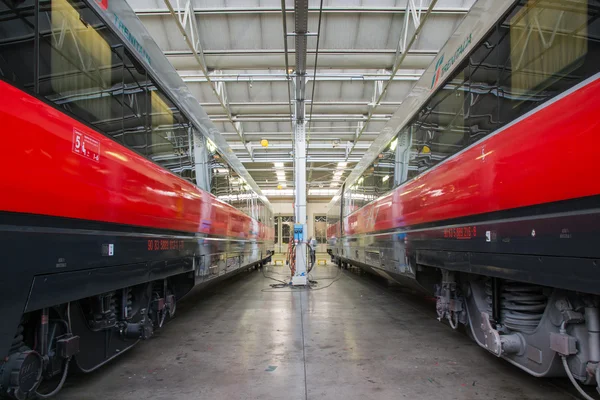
308,236,317,269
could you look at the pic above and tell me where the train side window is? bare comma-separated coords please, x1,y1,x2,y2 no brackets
465,26,502,145
121,49,149,150
372,136,396,194
38,0,126,138
497,0,593,125
394,129,413,185
0,0,35,92
209,154,231,202
419,70,467,169
148,86,194,179
148,88,178,161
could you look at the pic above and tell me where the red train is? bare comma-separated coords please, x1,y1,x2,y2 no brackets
0,0,273,398
328,0,600,396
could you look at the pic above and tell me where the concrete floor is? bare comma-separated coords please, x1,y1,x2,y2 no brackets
59,259,574,400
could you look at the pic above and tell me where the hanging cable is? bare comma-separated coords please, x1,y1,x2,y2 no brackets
36,303,72,398
306,0,324,143
281,0,294,135
561,356,597,400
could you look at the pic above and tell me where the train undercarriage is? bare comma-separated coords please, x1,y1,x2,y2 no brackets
334,255,600,399
1,276,187,400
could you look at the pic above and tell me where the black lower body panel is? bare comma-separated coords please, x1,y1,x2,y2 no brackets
330,205,600,294
0,212,272,361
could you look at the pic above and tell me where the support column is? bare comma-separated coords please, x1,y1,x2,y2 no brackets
293,120,308,285
291,0,309,286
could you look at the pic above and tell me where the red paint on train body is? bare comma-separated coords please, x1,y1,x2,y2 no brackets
0,82,273,241
341,78,600,237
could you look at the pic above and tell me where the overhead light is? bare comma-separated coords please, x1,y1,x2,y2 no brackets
274,162,284,168
337,162,347,167
389,138,398,151
382,175,389,182
263,189,295,196
308,189,338,196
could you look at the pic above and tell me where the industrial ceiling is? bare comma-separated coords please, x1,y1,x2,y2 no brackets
127,0,475,198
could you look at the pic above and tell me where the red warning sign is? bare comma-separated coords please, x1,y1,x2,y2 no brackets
73,129,100,162
95,0,108,10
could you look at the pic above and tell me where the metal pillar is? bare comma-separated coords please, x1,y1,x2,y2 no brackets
293,121,308,285
292,0,309,286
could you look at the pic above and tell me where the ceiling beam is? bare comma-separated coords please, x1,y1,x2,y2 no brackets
134,6,470,16
229,142,371,150
165,49,437,56
245,167,354,172
162,0,252,159
200,101,403,107
237,157,363,163
166,50,436,70
208,114,390,122
181,73,420,83
347,0,439,160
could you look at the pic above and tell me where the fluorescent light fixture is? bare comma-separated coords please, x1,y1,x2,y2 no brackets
263,189,295,196
308,189,338,196
389,138,398,151
382,175,389,182
274,162,284,168
332,170,344,181
337,162,347,167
